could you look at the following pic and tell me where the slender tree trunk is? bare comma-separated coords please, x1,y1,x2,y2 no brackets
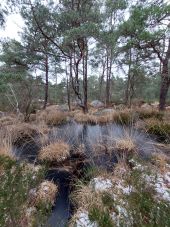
83,43,88,113
99,58,106,101
105,49,112,106
159,39,170,111
159,60,170,110
43,55,49,109
106,50,110,106
159,77,169,111
66,57,72,111
125,48,132,107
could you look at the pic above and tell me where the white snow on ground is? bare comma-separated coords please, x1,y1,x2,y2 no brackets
129,159,170,202
153,172,170,202
76,211,97,227
74,160,170,226
90,177,113,191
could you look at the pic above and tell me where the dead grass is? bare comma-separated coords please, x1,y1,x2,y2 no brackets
36,180,58,205
114,161,131,178
73,110,132,125
29,180,58,206
74,112,98,124
151,153,170,172
71,184,103,211
136,108,163,120
144,118,170,140
112,110,133,124
6,123,38,145
0,116,18,127
0,131,15,159
38,141,70,162
115,137,136,153
36,110,67,126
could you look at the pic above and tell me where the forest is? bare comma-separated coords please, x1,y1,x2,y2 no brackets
0,0,170,227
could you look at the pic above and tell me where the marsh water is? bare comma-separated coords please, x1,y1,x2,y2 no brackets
14,121,161,227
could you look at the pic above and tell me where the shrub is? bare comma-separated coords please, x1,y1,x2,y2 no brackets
0,156,49,227
122,169,170,226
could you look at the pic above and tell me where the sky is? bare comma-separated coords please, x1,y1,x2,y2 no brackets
0,13,24,41
1,0,169,41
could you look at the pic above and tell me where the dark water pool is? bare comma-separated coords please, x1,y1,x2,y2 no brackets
13,121,162,227
46,169,71,227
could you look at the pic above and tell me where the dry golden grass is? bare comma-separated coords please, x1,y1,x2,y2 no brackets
73,109,132,125
112,110,132,124
29,113,36,122
71,185,103,211
151,153,170,172
115,137,136,153
36,180,58,205
0,116,17,127
36,110,67,126
38,141,70,162
74,112,98,124
6,123,38,144
29,180,58,206
0,132,14,159
46,111,67,126
114,161,131,178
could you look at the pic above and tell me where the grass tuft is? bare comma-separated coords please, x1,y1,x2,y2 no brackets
38,141,70,163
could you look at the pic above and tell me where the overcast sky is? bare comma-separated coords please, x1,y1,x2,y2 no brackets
0,13,24,41
1,0,169,41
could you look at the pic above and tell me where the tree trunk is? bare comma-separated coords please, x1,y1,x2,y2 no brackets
106,51,110,106
105,49,112,106
159,77,169,111
159,60,170,111
99,57,106,101
125,48,132,107
83,43,88,113
67,57,72,111
159,39,170,111
43,55,49,109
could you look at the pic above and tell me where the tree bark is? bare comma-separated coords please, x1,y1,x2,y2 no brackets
159,39,170,111
125,48,132,106
159,63,170,110
43,54,49,109
105,50,110,106
83,42,88,113
99,57,106,101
